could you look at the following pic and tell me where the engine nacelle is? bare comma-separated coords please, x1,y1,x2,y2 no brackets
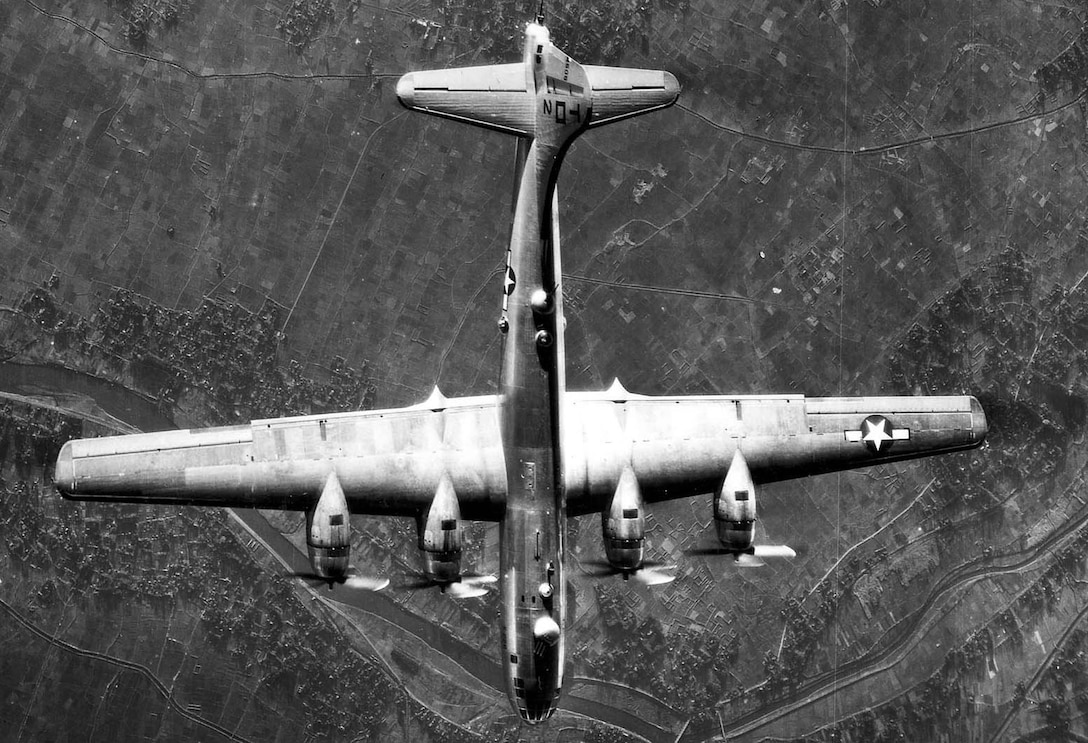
602,466,645,571
714,450,756,553
307,472,351,581
419,475,463,584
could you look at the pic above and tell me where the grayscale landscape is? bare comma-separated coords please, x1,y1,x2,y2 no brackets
2,0,1088,740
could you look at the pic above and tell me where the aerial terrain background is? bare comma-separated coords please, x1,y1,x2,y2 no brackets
1,0,1088,740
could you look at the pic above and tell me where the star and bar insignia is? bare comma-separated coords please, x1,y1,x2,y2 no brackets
501,264,516,314
844,415,910,453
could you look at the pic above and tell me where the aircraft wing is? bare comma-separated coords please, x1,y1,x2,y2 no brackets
396,63,534,136
56,387,984,521
562,389,986,517
582,65,681,127
55,394,508,521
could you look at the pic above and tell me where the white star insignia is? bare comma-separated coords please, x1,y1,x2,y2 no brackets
504,266,517,296
844,416,911,452
862,417,892,451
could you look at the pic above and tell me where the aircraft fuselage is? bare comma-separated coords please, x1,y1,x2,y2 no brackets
497,21,588,723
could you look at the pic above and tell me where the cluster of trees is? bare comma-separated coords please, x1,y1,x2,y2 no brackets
0,396,401,739
21,286,375,421
436,0,660,64
276,0,335,51
1035,23,1088,102
889,247,1088,511
588,583,743,718
6,489,400,738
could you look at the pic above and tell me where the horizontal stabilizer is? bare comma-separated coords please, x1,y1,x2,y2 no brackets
396,63,533,136
584,65,680,128
396,62,679,136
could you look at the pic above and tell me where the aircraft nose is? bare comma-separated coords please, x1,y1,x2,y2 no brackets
395,73,415,109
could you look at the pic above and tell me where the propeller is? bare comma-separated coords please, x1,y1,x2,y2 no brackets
581,560,677,586
685,544,796,568
400,572,497,598
290,568,390,592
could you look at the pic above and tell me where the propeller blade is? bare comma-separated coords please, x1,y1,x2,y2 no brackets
342,575,390,591
398,572,496,594
633,566,677,586
642,559,672,569
684,547,729,556
752,545,796,559
734,553,766,568
686,544,797,562
462,573,498,586
399,577,436,589
580,559,676,586
291,571,342,584
290,571,389,591
444,582,490,599
581,562,619,577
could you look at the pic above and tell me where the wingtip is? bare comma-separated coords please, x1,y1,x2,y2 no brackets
663,71,681,102
395,73,415,109
54,440,76,497
969,395,988,446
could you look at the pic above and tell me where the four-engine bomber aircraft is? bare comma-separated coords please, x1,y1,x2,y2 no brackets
54,14,987,724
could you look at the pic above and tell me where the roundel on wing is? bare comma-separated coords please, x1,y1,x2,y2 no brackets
504,266,517,296
860,415,894,453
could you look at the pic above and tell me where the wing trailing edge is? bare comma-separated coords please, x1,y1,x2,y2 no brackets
396,63,534,136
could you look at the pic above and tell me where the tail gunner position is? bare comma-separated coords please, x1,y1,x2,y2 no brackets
55,10,986,728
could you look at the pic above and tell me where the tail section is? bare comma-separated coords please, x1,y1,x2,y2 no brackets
396,21,679,138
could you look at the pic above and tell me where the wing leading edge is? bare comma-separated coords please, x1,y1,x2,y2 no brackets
563,390,986,516
56,389,984,520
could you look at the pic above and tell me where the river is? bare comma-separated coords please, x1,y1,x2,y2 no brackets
0,360,683,742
